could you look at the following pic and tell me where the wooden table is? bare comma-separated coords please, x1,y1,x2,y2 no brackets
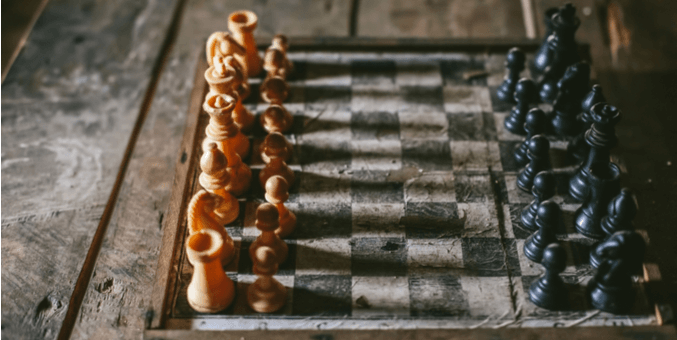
2,1,676,339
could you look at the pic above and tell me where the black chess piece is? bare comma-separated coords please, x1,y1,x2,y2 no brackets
529,243,569,310
514,108,547,167
496,48,526,104
590,188,638,267
588,230,646,314
533,7,559,73
521,171,556,232
551,62,591,136
504,78,537,135
574,162,621,239
568,85,606,163
524,200,561,263
517,135,551,193
569,103,621,201
538,4,581,103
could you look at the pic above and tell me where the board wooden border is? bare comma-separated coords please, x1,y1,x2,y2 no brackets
147,38,671,338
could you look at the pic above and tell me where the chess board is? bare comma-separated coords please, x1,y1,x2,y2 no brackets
149,43,664,333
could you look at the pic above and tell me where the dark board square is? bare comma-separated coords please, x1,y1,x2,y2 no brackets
293,275,352,316
454,173,493,203
351,111,400,140
286,60,307,83
562,239,595,273
295,202,352,239
462,238,520,276
403,202,462,238
499,141,523,172
304,86,351,112
224,200,248,237
351,170,403,204
489,85,515,112
351,237,407,276
508,203,532,240
242,82,260,105
401,140,452,171
298,141,352,170
237,238,297,276
447,112,497,141
351,60,396,86
440,58,487,86
409,273,469,317
399,86,444,112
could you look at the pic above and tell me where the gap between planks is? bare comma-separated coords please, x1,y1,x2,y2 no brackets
55,0,189,339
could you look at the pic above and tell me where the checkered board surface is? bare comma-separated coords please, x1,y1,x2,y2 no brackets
167,52,656,330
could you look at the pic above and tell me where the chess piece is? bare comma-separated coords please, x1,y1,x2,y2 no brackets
516,135,551,193
496,48,526,104
206,31,249,95
228,10,262,77
504,78,537,135
248,246,287,313
569,103,621,201
521,171,556,232
574,162,621,239
260,131,293,163
514,108,547,167
568,85,606,163
533,7,559,73
259,134,295,187
203,92,252,196
263,34,293,80
199,143,240,225
590,188,638,268
588,230,646,314
260,104,293,134
222,56,255,132
187,190,236,265
551,62,591,136
260,76,290,104
186,228,236,313
529,243,569,310
524,200,561,263
265,175,297,238
250,203,288,264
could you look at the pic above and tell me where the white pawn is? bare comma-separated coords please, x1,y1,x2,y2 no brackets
247,246,286,313
200,143,239,225
187,190,235,266
249,203,288,264
265,175,296,238
260,104,293,134
259,133,295,187
186,228,235,313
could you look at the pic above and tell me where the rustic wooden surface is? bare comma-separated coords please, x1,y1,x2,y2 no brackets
2,0,677,339
144,326,677,340
357,0,526,38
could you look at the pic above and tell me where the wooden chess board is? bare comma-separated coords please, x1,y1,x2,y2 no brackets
146,39,667,337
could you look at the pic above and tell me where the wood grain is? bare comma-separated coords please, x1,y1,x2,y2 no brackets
68,1,351,338
144,326,677,340
356,0,526,39
1,0,179,338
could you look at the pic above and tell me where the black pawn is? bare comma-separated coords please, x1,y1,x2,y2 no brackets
514,108,547,167
504,78,537,135
533,7,559,73
551,62,591,136
521,171,556,232
516,135,551,193
574,162,621,239
496,48,526,104
529,243,569,310
569,103,621,201
524,200,561,263
568,85,606,163
590,188,638,268
537,36,562,104
588,230,646,314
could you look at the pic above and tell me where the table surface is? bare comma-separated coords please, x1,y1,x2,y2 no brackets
2,1,676,339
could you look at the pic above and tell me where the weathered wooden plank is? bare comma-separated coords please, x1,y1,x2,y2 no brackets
69,1,351,339
144,326,677,340
356,0,526,39
0,0,179,339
